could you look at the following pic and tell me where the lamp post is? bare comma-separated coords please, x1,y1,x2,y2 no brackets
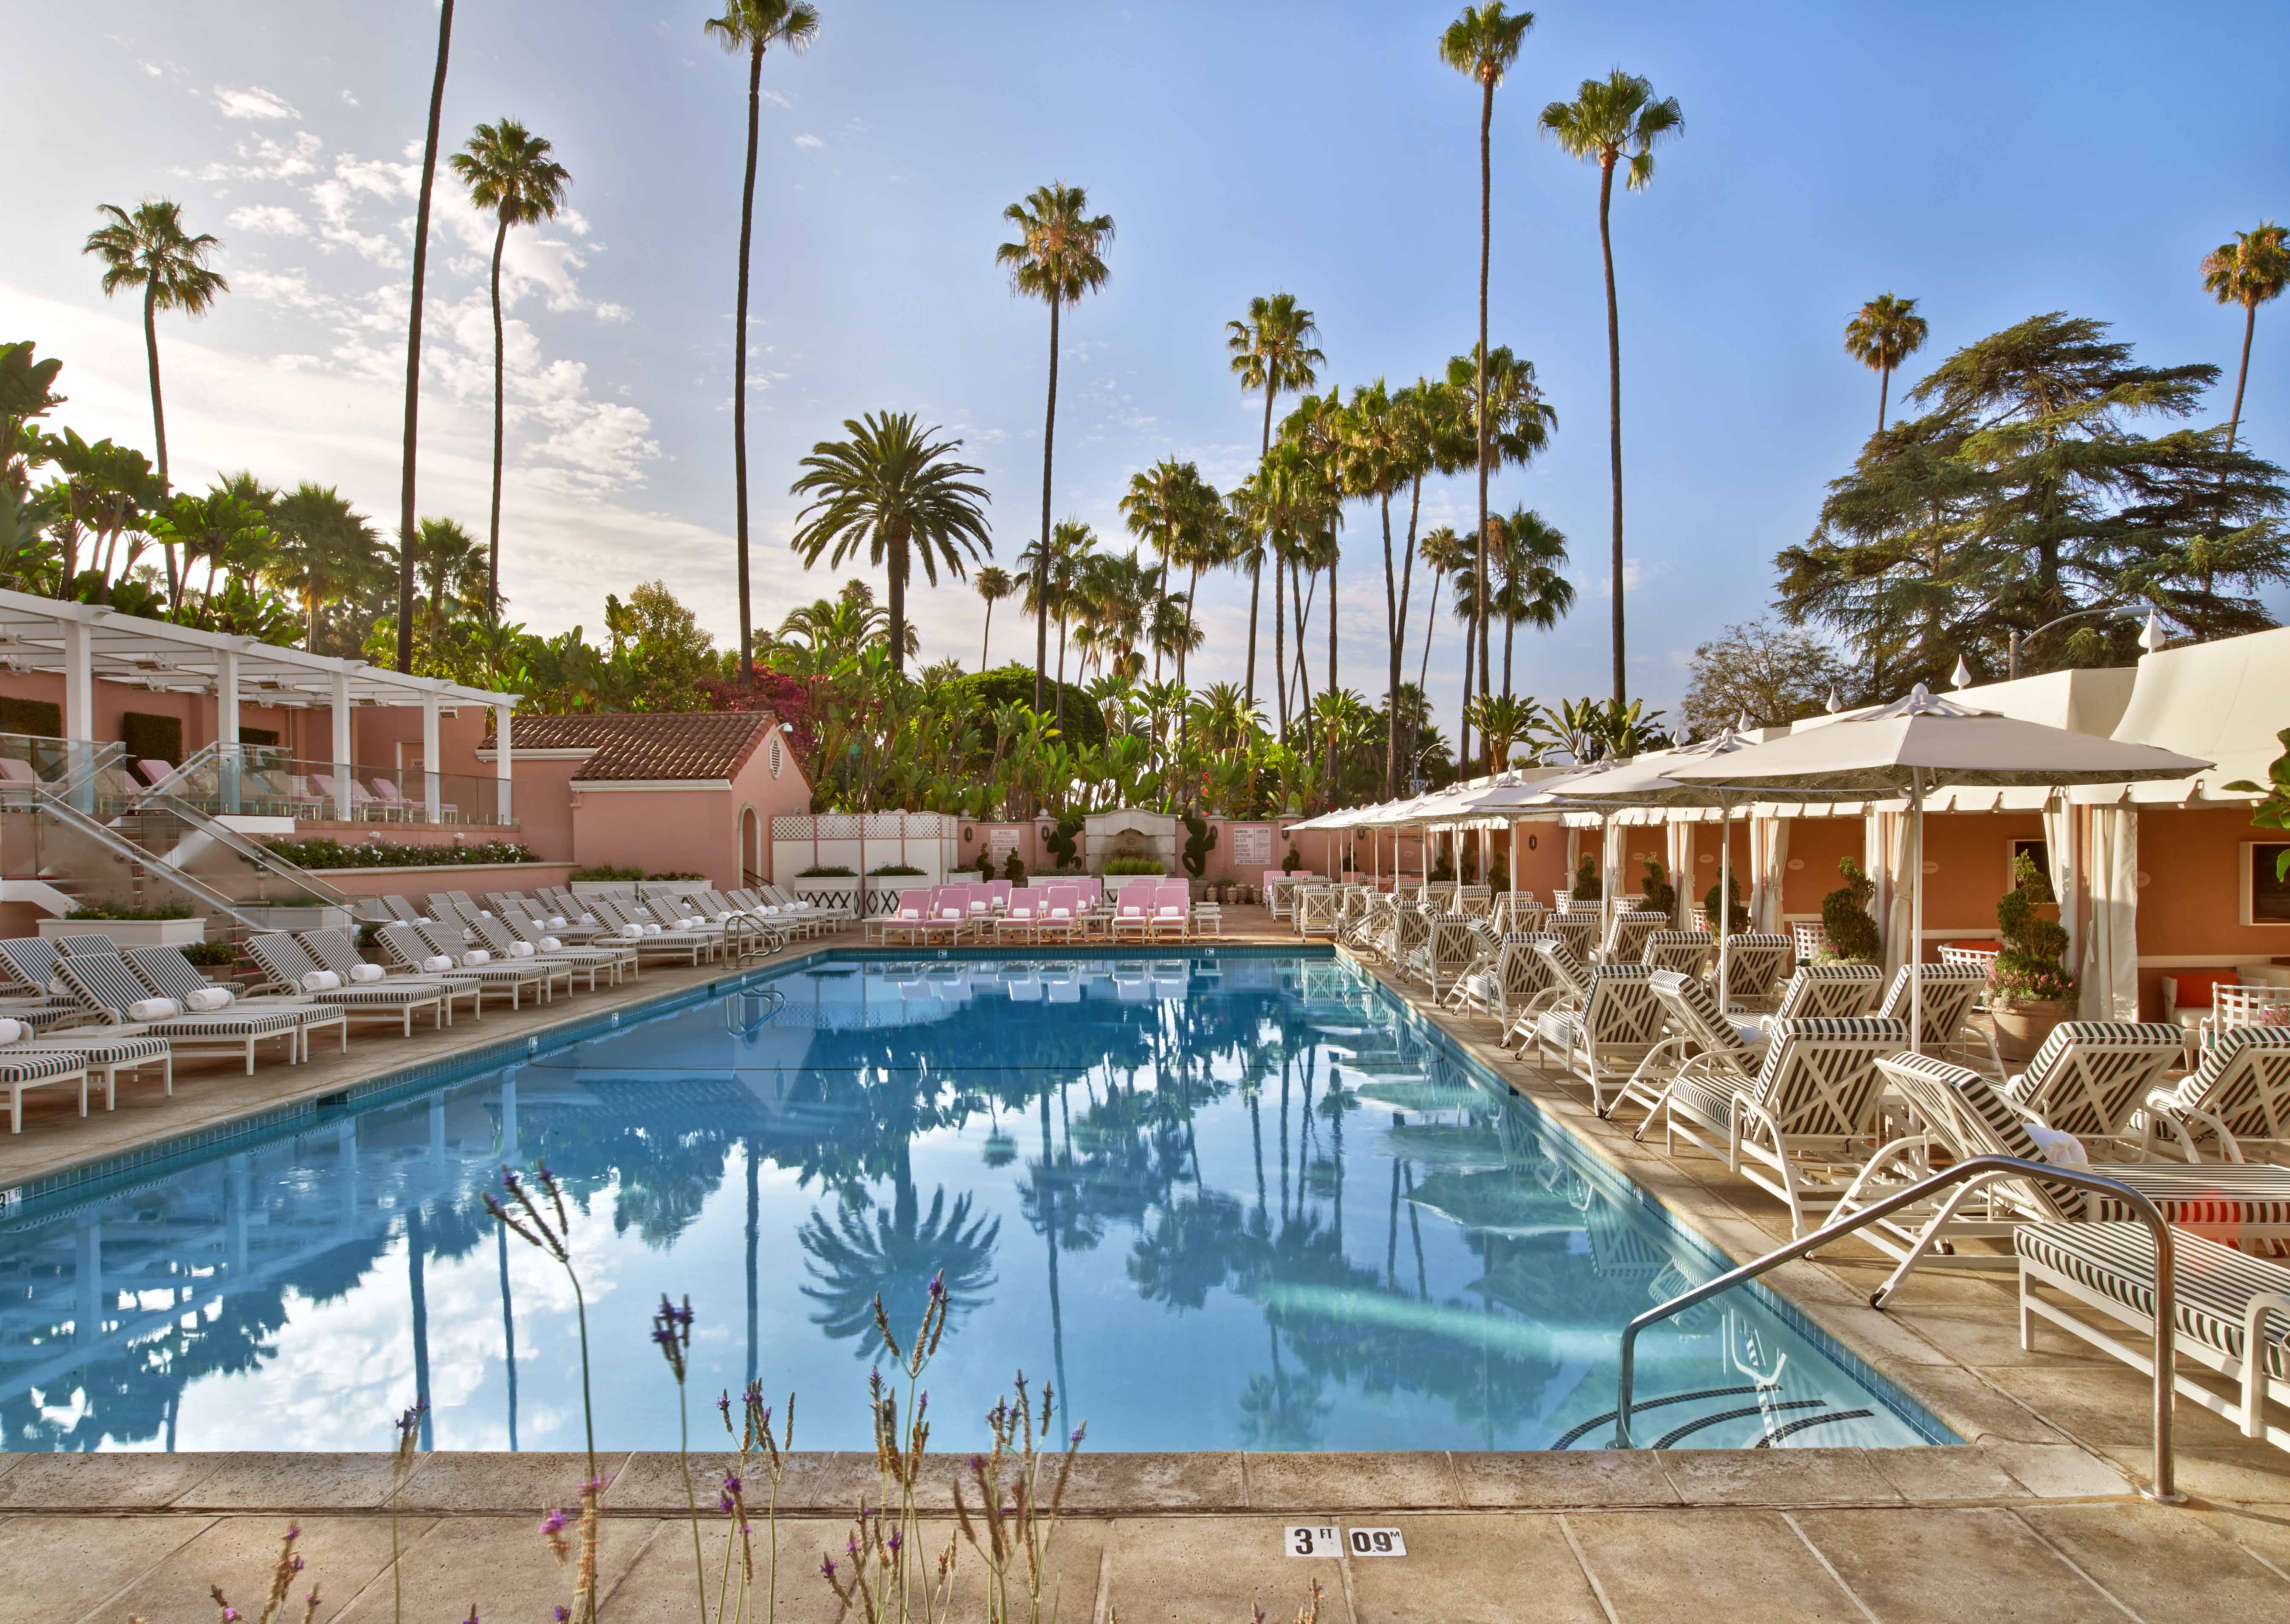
1985,603,2153,681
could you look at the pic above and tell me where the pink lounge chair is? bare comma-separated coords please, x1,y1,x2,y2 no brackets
1110,881,1154,943
879,887,933,946
1150,880,1191,942
985,879,1012,914
0,758,43,787
996,889,1042,943
1034,884,1082,943
930,885,974,941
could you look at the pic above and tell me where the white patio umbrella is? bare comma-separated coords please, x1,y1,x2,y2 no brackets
1655,685,2211,1050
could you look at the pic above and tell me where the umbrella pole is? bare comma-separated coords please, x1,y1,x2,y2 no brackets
1719,804,1732,1012
1911,770,1926,1055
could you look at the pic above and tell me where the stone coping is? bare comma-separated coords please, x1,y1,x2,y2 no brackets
0,1445,2132,1516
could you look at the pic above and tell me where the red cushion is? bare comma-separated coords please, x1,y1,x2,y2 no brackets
2166,971,2237,1009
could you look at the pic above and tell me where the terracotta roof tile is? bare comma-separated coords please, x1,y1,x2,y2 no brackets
494,712,776,783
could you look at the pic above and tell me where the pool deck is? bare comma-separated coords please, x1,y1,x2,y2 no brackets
4,910,2290,1622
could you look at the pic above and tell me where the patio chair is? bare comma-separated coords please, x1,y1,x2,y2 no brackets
762,883,853,928
586,897,716,965
1605,967,1772,1125
1713,933,1795,1011
1455,884,1493,917
1599,908,1669,966
1653,1015,1911,1237
0,939,94,1029
996,889,1045,944
289,929,480,1026
1411,914,1483,1001
1790,921,1832,963
381,922,564,1008
1296,885,1342,940
0,1043,93,1132
1741,963,1885,1035
1877,961,2001,1071
1838,1052,2290,1265
52,947,304,1074
1149,881,1191,942
874,888,932,946
1344,892,1397,957
1544,909,1603,965
460,910,624,991
1640,929,1714,978
1503,938,1594,1046
124,944,349,1060
1490,892,1543,934
1530,963,1666,1109
0,1021,170,1109
2014,1221,2290,1455
2141,1028,2290,1162
1109,881,1155,944
1452,932,1560,1029
921,885,976,944
1998,1021,2185,1144
1032,884,1083,944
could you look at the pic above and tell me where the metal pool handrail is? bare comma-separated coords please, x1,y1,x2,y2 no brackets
1612,1154,2181,1503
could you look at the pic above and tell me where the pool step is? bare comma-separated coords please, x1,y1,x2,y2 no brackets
1552,1383,1877,1450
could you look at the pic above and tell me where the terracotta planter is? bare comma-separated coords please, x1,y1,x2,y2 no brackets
1990,998,2071,1064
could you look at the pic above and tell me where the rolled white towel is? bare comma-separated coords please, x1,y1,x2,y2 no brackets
462,949,492,966
715,911,736,924
300,969,343,993
678,916,704,930
415,916,435,925
538,935,563,952
507,941,536,958
347,964,386,983
548,915,569,928
126,996,183,1022
635,922,657,936
578,912,597,925
48,977,71,998
422,954,455,974
183,986,236,1012
619,923,645,940
2026,1124,2090,1168
0,1017,24,1043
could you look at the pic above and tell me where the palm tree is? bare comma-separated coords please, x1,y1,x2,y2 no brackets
448,120,572,623
1540,69,1683,707
1844,292,1929,435
265,484,387,652
789,412,992,677
81,199,227,604
1487,504,1573,699
1225,294,1325,712
1440,3,1534,746
396,0,458,673
406,516,486,643
1118,457,1220,681
998,183,1115,713
973,564,1014,668
2201,222,2290,456
706,1,822,686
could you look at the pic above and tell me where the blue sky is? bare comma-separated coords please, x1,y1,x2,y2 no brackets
4,0,2286,728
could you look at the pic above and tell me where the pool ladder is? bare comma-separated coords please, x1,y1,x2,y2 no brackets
724,986,786,1035
723,915,784,963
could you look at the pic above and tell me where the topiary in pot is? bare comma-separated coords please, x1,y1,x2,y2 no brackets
1638,857,1675,918
1822,856,1882,964
1991,850,2076,1061
1182,810,1218,879
1002,851,1027,884
1572,855,1602,903
1702,872,1749,934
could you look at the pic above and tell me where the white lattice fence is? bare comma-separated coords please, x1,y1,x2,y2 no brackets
772,812,959,889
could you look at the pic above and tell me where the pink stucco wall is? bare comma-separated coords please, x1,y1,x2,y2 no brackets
570,722,811,887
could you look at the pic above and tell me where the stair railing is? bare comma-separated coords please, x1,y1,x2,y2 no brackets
129,789,348,909
1612,1155,2181,1503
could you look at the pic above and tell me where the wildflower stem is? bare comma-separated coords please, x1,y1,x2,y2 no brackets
569,1267,596,1482
680,1378,705,1621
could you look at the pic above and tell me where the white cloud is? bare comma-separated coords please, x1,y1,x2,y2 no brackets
235,267,332,311
215,84,300,120
228,204,308,237
192,131,321,183
593,303,633,325
793,133,824,150
339,88,358,106
270,354,326,373
1600,561,1643,598
140,61,163,78
759,88,791,110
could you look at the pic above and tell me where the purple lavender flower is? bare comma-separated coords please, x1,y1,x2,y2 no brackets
1070,1426,1086,1447
886,1532,903,1555
555,1609,570,1623
722,1472,743,1495
820,1558,838,1581
716,1390,733,1418
927,1272,946,1301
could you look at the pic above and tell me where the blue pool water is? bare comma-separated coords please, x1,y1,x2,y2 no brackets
0,950,1947,1453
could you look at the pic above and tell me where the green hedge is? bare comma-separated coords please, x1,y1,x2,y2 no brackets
120,711,183,766
0,697,60,738
947,665,1105,749
269,838,538,869
65,902,196,920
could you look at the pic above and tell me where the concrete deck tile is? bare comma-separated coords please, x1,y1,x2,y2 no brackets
2187,1502,2290,1581
393,1450,633,1513
0,1451,224,1510
1098,1515,1342,1624
103,1513,422,1624
1453,1450,1682,1509
332,1514,654,1622
595,1517,886,1624
1985,1364,2259,1451
1981,1443,2133,1498
2014,1500,2290,1622
1879,1299,2113,1370
1243,1451,1460,1510
1341,1512,1608,1624
1861,1446,2033,1503
0,1512,214,1624
170,1452,404,1511
1791,1506,2125,1624
1062,1451,1248,1511
1887,1365,2069,1446
2099,1445,2290,1508
730,1451,887,1515
1561,1507,1863,1623
1657,1447,1902,1507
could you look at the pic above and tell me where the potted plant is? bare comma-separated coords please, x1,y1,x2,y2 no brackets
1990,850,2077,1061
40,903,207,948
1821,857,1883,964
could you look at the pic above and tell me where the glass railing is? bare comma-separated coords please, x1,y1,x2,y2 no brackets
150,743,512,827
0,732,127,815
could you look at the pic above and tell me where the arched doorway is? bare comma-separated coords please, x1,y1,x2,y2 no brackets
740,805,762,888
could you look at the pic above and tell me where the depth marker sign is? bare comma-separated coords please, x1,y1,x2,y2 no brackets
1284,1526,1407,1557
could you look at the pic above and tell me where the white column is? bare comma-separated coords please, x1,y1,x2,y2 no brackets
330,672,353,821
494,704,513,824
62,617,95,811
422,692,442,823
217,648,242,815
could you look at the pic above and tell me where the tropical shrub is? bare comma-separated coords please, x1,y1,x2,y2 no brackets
973,849,996,880
1281,843,1302,874
1703,872,1749,932
180,940,238,968
1638,856,1675,917
1821,856,1882,963
570,863,644,881
65,902,195,920
1182,810,1218,878
1105,856,1166,875
1044,816,1084,869
865,863,923,877
2225,726,2290,880
1002,851,1026,883
1995,849,2075,1005
267,837,536,869
796,864,856,877
1572,855,1602,902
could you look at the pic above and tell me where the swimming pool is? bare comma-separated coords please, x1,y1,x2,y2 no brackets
0,949,1948,1453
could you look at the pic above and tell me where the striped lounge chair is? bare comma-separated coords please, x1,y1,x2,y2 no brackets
246,932,461,1033
456,908,627,991
1878,961,2002,1072
2015,1222,2290,1455
2142,1029,2290,1163
1543,909,1603,966
1599,909,1669,966
1640,929,1713,979
1532,963,1666,1112
2000,1022,2186,1145
372,922,559,1010
1654,1015,1911,1237
0,1021,171,1104
53,948,305,1074
1605,968,1769,1126
1713,933,1795,1012
0,1044,93,1132
123,945,349,1060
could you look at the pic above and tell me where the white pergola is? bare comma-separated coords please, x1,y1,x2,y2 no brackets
0,587,520,822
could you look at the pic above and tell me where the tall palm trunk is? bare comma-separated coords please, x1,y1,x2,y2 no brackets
485,214,508,623
1472,74,1494,770
1380,492,1400,796
1323,543,1337,797
1875,361,1891,435
396,0,454,674
2227,298,2258,454
1033,300,1062,713
1597,151,1626,706
886,533,907,676
1272,555,1288,734
732,42,764,686
140,282,180,607
1245,387,1276,710
979,598,994,669
1456,606,1474,768
1181,561,1200,687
